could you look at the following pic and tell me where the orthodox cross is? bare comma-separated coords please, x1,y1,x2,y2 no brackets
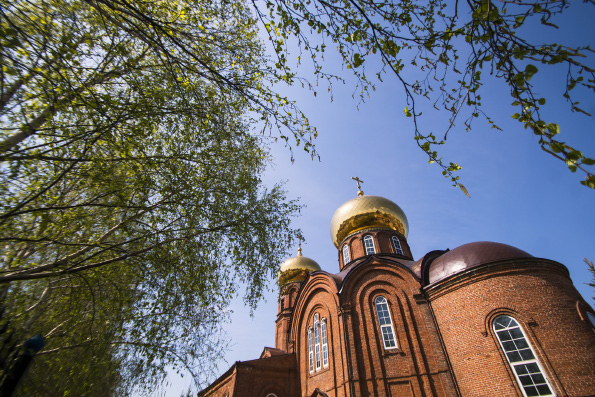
351,176,364,196
297,234,303,256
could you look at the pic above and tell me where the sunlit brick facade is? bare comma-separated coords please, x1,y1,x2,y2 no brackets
200,193,595,397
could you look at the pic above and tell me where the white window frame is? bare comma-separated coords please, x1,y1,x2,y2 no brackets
321,318,329,368
391,236,403,255
374,296,398,349
308,327,314,374
342,244,350,264
493,315,554,397
314,313,321,370
363,235,376,255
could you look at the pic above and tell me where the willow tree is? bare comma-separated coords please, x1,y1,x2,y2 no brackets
252,0,595,193
0,0,307,393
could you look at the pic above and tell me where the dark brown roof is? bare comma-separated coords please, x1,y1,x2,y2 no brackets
427,241,533,284
260,346,287,359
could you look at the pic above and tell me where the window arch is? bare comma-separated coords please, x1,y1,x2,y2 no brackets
374,296,397,349
342,244,350,264
493,315,554,397
363,235,376,255
391,236,403,255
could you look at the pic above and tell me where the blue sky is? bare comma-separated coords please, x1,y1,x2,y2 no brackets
165,3,595,395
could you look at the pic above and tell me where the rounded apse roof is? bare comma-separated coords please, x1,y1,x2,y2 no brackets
330,195,409,248
428,241,533,284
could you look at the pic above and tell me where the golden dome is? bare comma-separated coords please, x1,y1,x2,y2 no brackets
277,248,321,286
330,195,409,248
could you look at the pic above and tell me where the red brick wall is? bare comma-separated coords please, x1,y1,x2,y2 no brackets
290,276,347,396
200,354,300,397
200,367,236,396
205,239,595,397
339,261,456,397
427,260,595,397
290,260,456,396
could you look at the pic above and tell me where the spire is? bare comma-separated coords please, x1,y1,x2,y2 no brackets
351,176,364,196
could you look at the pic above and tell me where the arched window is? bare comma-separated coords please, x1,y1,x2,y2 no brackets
374,296,397,349
493,315,554,397
308,313,331,374
321,318,329,368
363,235,376,255
392,236,403,255
342,244,350,264
314,313,321,370
308,328,314,374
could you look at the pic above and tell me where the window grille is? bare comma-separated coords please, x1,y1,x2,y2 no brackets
374,296,397,349
321,318,329,368
364,235,376,255
343,244,350,263
392,236,403,255
314,314,321,370
493,315,554,397
308,328,313,374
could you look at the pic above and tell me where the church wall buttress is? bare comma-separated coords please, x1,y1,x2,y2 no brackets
276,284,300,352
287,275,347,397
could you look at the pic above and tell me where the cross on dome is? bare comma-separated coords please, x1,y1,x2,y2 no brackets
297,234,303,257
351,176,364,196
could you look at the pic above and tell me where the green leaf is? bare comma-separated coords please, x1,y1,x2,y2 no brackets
353,53,364,68
525,64,538,80
580,175,595,189
546,123,560,135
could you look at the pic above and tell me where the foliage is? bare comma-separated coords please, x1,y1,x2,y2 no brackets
586,258,595,301
252,0,595,192
2,0,593,392
0,0,305,392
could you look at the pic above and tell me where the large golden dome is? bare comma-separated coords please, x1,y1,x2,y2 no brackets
330,195,409,248
277,248,321,286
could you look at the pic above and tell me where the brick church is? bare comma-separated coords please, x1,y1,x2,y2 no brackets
200,183,595,397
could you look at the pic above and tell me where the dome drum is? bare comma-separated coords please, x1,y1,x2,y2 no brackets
339,229,412,270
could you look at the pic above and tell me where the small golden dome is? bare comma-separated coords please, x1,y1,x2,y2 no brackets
277,248,321,286
330,195,409,248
